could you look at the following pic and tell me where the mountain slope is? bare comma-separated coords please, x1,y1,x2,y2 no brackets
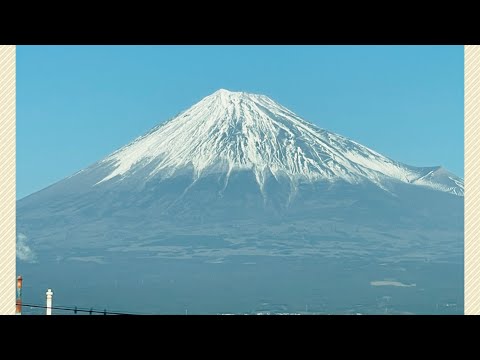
16,89,464,314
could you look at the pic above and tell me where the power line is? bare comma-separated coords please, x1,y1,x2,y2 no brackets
21,303,144,315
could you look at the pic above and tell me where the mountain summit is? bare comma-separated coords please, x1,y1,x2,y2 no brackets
17,89,464,314
95,89,463,196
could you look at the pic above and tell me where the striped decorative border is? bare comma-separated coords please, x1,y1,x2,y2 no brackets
465,45,479,315
0,45,16,315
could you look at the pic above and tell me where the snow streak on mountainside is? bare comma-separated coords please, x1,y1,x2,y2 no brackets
95,89,463,196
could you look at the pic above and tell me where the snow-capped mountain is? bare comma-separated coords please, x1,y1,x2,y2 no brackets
93,89,463,196
17,89,464,315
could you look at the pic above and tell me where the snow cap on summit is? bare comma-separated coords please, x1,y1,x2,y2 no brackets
213,88,245,95
96,90,463,196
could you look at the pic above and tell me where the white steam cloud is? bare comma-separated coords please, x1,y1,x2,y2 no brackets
17,233,37,263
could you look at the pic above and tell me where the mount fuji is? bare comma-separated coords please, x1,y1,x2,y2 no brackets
17,89,464,315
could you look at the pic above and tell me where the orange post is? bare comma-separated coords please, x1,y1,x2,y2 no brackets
16,276,22,315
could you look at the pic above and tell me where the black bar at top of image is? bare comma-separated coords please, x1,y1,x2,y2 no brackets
1,8,479,45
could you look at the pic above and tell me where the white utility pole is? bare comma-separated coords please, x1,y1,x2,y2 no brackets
46,289,53,315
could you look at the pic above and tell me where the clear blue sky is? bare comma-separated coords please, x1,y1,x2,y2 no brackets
17,45,464,199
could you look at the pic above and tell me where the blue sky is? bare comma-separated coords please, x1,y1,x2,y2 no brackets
17,45,464,199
